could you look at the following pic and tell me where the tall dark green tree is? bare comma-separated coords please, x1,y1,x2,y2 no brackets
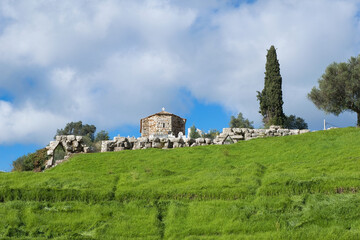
257,45,285,127
308,55,360,126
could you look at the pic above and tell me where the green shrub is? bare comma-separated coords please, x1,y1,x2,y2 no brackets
12,148,48,172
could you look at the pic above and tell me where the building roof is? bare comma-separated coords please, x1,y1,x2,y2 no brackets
141,108,185,120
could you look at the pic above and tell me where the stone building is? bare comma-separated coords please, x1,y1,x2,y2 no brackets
140,108,186,137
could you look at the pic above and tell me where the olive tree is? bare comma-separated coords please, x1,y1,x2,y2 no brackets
308,55,360,126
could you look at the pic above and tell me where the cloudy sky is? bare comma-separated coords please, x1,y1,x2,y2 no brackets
0,0,359,171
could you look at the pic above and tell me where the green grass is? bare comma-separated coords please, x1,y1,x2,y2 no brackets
0,127,360,239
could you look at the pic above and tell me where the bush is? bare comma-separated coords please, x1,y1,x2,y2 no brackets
12,148,48,172
202,129,220,139
189,125,201,139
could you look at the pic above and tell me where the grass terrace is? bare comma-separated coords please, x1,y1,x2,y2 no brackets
0,128,359,239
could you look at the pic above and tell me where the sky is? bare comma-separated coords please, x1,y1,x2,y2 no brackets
0,0,360,171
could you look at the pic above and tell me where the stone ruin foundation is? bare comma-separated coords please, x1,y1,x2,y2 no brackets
101,126,310,152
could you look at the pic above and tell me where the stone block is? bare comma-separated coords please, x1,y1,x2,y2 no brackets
114,147,125,152
300,129,310,134
170,138,180,143
257,129,266,134
232,128,242,134
67,135,76,141
290,129,300,135
114,137,126,142
269,125,281,130
196,138,205,144
241,128,249,133
219,133,228,138
232,135,244,141
222,128,232,134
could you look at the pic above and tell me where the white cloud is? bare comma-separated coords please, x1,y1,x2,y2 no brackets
0,0,359,144
0,101,68,144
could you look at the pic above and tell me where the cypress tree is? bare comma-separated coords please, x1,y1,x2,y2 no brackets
257,45,285,127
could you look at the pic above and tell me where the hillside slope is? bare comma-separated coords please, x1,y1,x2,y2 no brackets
1,128,360,239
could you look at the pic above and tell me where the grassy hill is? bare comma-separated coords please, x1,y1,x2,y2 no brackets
1,127,360,239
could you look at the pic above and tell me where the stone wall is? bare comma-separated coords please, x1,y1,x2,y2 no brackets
141,113,186,137
45,135,89,169
215,125,310,143
101,126,310,152
141,115,173,137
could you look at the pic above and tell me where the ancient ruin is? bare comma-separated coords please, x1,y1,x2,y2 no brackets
45,109,310,169
45,135,89,168
101,126,310,152
140,108,186,138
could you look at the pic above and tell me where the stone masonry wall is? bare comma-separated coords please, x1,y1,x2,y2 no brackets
141,114,186,137
45,135,89,169
101,126,310,152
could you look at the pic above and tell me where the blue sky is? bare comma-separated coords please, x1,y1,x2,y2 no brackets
0,0,360,171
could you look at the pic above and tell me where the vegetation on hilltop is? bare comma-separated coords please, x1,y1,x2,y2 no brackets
229,112,254,128
56,121,109,152
11,148,48,172
1,128,360,239
12,121,110,172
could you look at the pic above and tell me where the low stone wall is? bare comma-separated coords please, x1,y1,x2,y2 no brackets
45,135,89,168
215,125,310,143
101,126,310,152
